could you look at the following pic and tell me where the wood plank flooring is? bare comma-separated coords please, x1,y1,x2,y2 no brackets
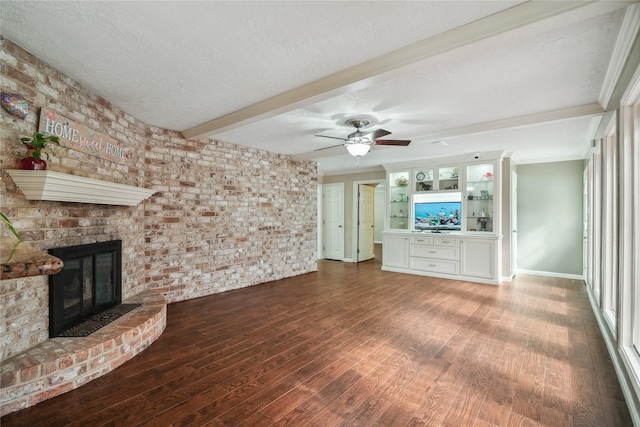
1,246,632,426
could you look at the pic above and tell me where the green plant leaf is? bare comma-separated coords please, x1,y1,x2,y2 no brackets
5,241,22,263
20,131,62,160
1,212,23,242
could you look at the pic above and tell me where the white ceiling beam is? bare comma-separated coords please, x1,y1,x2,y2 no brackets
411,103,605,144
182,1,597,140
291,103,605,162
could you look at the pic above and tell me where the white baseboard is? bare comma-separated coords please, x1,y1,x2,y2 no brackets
343,258,354,263
586,285,640,427
381,266,500,286
516,269,583,280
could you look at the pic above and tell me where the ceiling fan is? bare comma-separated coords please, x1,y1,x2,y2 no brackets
315,119,411,157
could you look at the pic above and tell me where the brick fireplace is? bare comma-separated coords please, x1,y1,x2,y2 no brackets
1,38,317,415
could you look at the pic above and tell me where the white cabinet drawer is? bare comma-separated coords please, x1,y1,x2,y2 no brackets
410,257,459,274
434,237,459,247
410,235,434,245
410,245,459,260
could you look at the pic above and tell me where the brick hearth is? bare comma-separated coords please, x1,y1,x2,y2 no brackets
0,291,166,416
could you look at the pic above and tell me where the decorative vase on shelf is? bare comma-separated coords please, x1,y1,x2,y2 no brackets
18,131,61,170
394,176,409,187
20,146,47,170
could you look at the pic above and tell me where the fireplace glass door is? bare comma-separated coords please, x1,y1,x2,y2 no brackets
49,240,122,337
61,252,115,319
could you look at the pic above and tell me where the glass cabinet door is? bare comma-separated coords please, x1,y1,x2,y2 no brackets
389,171,410,230
465,163,494,232
437,166,460,191
414,168,434,192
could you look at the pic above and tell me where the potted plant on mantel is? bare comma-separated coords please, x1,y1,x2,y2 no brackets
19,131,61,170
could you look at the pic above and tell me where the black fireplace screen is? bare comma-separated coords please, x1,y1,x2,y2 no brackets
49,240,122,337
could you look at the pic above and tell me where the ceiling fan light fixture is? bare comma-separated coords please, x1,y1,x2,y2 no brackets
346,142,371,157
314,117,411,158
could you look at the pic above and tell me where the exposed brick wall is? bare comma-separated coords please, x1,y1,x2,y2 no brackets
0,37,317,360
145,132,317,303
1,36,151,360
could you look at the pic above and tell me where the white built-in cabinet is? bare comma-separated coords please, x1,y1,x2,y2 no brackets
382,234,409,268
460,237,496,279
382,152,503,285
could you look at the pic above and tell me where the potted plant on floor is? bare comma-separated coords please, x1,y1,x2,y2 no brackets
19,131,61,170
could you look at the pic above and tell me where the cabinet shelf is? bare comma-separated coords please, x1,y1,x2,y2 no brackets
389,171,410,230
466,163,496,233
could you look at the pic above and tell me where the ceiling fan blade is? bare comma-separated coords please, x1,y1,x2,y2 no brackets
374,139,411,146
314,143,345,152
364,128,391,140
315,134,347,141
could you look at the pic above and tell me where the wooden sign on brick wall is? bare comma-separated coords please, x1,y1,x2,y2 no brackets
38,108,129,164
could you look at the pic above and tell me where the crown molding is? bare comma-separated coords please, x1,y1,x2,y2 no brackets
621,61,640,105
599,3,640,109
512,153,588,166
319,165,385,177
382,150,506,171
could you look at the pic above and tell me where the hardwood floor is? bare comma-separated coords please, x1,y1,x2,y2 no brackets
2,247,632,426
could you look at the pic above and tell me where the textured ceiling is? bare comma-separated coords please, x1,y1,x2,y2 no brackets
1,1,636,174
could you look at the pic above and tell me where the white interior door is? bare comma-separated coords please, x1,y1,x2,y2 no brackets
358,185,375,262
323,183,344,261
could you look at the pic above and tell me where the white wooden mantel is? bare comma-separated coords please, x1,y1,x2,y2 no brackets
5,170,156,206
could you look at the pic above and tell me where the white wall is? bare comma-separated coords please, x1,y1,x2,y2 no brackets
517,160,584,276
